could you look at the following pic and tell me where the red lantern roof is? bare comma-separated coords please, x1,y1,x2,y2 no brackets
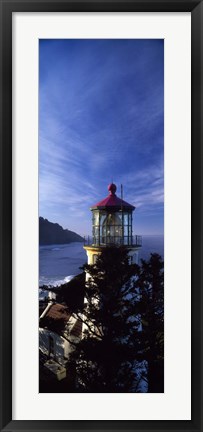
90,183,135,211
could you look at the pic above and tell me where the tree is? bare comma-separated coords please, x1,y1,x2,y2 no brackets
69,246,141,393
134,253,164,393
68,250,164,393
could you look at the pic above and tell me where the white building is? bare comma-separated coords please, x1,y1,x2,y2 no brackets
39,302,82,380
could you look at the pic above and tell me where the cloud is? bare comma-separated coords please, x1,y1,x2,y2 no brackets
39,39,164,235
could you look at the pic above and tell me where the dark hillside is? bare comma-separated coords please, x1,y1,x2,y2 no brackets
39,217,84,245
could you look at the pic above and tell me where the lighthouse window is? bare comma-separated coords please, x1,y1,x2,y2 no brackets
124,213,129,225
93,211,99,226
104,213,122,226
124,226,128,236
100,213,106,226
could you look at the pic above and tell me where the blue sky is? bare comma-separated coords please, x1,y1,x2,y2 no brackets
39,39,164,236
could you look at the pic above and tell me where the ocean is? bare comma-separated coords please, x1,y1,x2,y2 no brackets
39,235,164,287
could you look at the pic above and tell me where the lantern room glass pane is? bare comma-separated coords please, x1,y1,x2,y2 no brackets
93,211,99,226
124,213,129,225
100,213,106,226
105,213,121,226
124,226,128,236
92,209,133,246
102,212,122,245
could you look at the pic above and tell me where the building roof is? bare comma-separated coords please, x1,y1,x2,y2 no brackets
90,183,135,211
40,303,82,338
43,303,71,322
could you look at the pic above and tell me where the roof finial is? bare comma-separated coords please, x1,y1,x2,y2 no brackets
108,183,117,195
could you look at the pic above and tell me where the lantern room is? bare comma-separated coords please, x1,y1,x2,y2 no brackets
90,183,135,246
84,183,141,267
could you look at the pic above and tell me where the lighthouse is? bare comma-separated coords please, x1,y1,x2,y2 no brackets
84,183,142,267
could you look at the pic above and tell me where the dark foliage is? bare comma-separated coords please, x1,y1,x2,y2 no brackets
43,249,164,393
51,273,85,312
69,247,142,392
134,253,164,392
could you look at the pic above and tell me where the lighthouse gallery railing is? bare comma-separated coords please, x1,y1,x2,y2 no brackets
84,234,142,248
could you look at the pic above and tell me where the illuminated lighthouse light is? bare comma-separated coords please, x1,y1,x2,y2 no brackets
84,183,142,267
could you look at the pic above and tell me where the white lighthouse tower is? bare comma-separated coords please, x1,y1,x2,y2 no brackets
84,183,142,267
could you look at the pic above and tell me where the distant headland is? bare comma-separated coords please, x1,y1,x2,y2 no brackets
39,217,84,245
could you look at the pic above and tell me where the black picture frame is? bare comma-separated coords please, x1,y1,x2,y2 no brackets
0,1,202,431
